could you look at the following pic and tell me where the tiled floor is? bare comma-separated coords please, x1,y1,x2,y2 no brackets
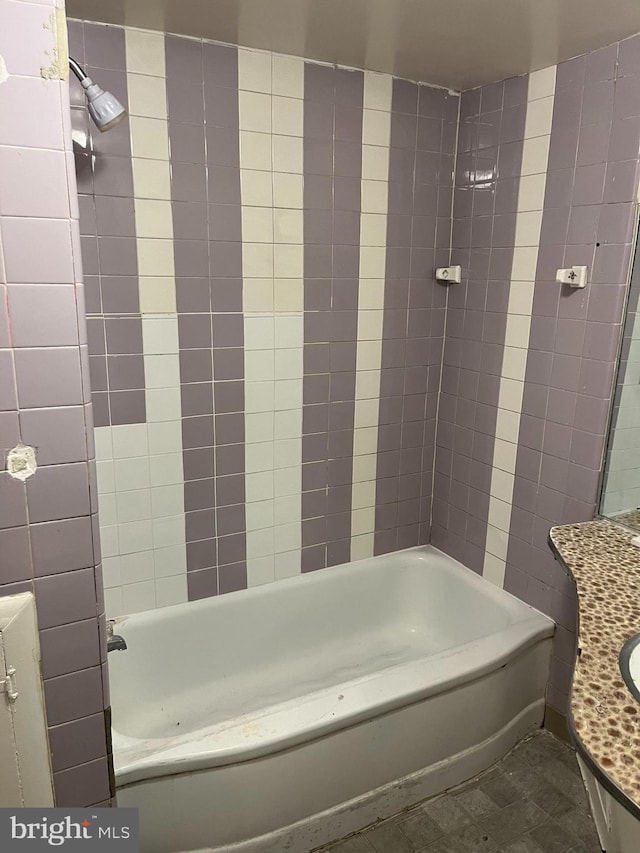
322,730,602,853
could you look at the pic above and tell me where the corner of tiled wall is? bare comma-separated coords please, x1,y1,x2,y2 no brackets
0,0,112,806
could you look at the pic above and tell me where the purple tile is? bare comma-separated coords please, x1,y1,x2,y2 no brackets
48,712,107,773
30,516,95,576
218,561,247,594
8,285,79,348
14,347,83,409
54,757,110,808
20,406,88,466
26,463,91,523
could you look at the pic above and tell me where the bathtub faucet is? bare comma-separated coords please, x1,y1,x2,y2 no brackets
107,620,127,653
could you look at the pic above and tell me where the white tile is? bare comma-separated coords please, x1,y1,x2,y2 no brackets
274,243,304,277
114,457,150,492
511,246,539,280
520,135,551,176
155,574,188,608
132,157,171,201
527,65,557,101
152,514,186,548
360,246,386,278
274,550,300,579
275,315,304,348
151,484,185,518
243,242,274,277
524,96,554,139
275,347,303,379
352,506,375,535
274,209,303,244
142,317,179,355
245,316,275,349
489,468,515,504
116,489,152,523
242,207,274,243
361,145,390,182
245,471,275,502
94,427,113,461
272,95,303,137
274,466,299,496
274,408,302,439
246,527,274,559
241,169,273,206
146,387,182,422
352,480,376,510
129,117,169,160
485,524,509,561
102,556,122,589
350,532,374,560
362,109,391,146
127,73,168,120
154,544,187,577
125,28,165,77
247,555,275,586
144,354,180,389
274,438,301,469
275,522,300,553
98,492,117,525
517,174,546,212
363,71,393,111
273,173,303,209
492,438,518,475
119,520,153,555
120,550,155,583
245,381,275,413
239,91,272,133
358,279,385,310
104,587,124,618
240,131,272,171
353,453,377,483
274,378,302,409
360,213,388,247
96,460,115,494
246,412,275,444
514,210,543,247
100,525,119,559
272,55,304,99
355,369,381,400
147,420,183,455
483,552,506,587
246,441,274,473
274,279,304,312
272,134,303,173
238,49,272,93
246,499,274,531
122,580,156,613
487,495,513,532
361,179,389,214
357,310,384,341
498,378,525,413
245,350,275,381
501,346,528,380
504,314,532,350
274,494,299,525
111,423,149,459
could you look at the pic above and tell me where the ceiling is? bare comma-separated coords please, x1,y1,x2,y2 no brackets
66,0,640,90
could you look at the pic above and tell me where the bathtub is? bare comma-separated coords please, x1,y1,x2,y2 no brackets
109,545,554,853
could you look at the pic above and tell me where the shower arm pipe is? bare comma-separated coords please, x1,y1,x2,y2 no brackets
69,57,87,83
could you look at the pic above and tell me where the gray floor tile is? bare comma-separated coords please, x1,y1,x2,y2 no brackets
396,808,443,849
453,786,501,820
556,807,602,849
366,821,414,853
423,793,474,834
529,819,581,853
322,732,600,853
478,769,524,808
477,799,548,845
501,838,546,853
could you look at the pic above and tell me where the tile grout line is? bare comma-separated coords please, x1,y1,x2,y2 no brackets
482,66,557,587
350,71,393,560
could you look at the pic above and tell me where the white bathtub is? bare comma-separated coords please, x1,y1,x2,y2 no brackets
109,545,554,853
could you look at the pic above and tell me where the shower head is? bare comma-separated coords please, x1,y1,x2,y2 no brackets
69,57,127,132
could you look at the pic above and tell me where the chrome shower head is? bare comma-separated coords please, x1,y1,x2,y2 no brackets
69,56,127,132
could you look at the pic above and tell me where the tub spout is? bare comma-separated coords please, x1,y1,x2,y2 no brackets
107,620,127,652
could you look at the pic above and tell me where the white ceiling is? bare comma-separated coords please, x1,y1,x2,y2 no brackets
66,0,640,90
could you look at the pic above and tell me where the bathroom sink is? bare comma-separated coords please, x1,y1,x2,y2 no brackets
620,633,640,704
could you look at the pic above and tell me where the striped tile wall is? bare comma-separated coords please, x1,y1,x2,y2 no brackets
75,20,457,605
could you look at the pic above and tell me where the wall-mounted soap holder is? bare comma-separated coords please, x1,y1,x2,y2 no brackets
556,266,588,288
435,265,461,284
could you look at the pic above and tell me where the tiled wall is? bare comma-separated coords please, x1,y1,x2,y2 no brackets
602,248,640,516
70,20,458,610
433,37,640,714
0,0,111,806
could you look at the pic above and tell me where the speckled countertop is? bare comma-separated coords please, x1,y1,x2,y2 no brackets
549,519,640,810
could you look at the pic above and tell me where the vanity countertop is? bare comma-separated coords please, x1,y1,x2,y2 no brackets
549,518,640,811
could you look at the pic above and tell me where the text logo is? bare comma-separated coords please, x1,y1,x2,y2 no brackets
0,809,138,851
